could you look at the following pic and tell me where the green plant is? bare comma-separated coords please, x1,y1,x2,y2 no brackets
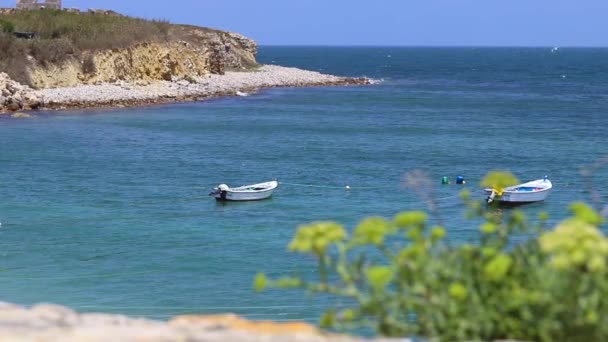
255,171,608,341
0,18,14,33
0,10,170,50
0,10,173,86
0,33,32,84
28,37,75,66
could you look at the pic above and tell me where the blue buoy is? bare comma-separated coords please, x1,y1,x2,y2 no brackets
456,176,466,185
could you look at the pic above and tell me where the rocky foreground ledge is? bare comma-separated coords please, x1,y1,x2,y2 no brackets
0,66,370,115
0,73,42,115
0,302,400,342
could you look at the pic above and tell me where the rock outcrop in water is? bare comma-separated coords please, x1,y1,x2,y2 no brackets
0,72,41,113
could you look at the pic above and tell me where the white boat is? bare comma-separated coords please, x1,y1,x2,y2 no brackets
209,180,278,201
485,176,552,204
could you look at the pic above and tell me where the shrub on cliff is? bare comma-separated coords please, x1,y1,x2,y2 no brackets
0,18,14,33
0,10,171,85
0,33,31,84
255,171,608,341
81,54,97,75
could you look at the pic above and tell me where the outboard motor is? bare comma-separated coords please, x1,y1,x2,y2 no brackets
209,184,229,200
217,184,229,201
486,190,496,204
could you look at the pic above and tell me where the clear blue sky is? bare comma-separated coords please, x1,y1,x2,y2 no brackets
2,0,607,46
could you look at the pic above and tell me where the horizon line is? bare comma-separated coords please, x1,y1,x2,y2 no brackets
257,44,608,49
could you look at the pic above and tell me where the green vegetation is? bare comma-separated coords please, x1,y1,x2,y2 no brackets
0,18,15,33
256,171,608,341
0,10,170,50
0,9,171,84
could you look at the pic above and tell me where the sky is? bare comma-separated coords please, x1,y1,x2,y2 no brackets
1,0,607,46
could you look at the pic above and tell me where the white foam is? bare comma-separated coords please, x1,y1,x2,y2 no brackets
368,78,385,85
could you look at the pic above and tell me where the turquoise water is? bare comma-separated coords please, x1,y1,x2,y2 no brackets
0,47,606,322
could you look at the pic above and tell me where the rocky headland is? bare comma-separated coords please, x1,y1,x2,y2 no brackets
0,10,370,115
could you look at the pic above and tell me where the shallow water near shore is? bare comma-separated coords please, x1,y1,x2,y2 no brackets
0,47,607,323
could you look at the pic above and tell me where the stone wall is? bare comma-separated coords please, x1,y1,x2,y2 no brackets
15,0,35,10
16,0,62,10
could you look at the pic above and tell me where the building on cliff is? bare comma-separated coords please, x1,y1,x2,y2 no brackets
16,0,62,10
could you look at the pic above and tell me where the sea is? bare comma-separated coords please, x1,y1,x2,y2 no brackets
0,47,606,323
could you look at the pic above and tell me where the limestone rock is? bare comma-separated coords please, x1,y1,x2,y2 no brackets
0,72,36,113
0,301,397,342
10,112,32,118
23,94,43,109
5,99,22,112
26,25,258,90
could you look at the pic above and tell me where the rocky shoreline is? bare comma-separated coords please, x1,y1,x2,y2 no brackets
0,65,371,116
0,301,397,341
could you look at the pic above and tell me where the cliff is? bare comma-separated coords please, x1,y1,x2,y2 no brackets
0,10,258,89
28,29,258,89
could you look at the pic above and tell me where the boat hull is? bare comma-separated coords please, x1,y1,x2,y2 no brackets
213,189,275,201
484,188,551,203
211,180,278,202
485,178,552,203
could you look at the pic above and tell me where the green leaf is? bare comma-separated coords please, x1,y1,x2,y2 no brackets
366,266,394,291
460,189,471,201
353,216,392,246
320,309,336,328
253,273,267,292
448,282,468,301
480,223,497,234
480,171,520,193
276,277,302,288
484,254,513,282
569,202,604,226
394,211,427,228
341,308,357,322
431,226,447,242
288,221,346,256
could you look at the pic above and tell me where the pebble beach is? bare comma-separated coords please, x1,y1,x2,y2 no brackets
30,65,369,112
0,65,370,115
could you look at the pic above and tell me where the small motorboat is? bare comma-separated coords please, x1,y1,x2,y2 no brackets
209,180,278,201
485,176,552,204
